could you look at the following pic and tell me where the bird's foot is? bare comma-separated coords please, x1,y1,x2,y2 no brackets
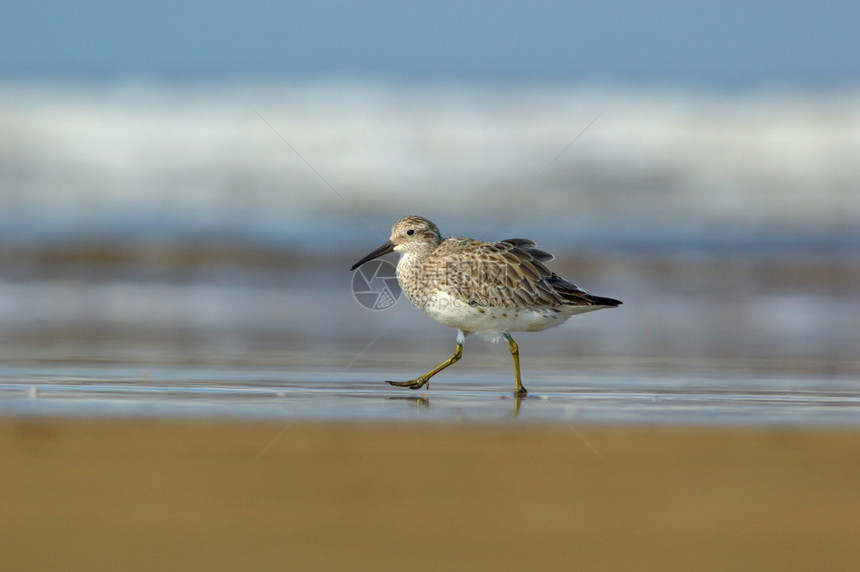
514,385,528,398
386,377,429,390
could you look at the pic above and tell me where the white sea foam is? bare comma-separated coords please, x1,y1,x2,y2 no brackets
1,79,858,248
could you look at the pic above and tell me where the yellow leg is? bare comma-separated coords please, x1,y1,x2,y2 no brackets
387,342,463,391
504,333,528,397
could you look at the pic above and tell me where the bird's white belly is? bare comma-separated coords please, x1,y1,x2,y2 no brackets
416,290,583,334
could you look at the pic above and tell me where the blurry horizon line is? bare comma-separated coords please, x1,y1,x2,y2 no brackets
2,70,859,92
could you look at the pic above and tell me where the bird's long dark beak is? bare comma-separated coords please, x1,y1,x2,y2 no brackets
350,241,395,271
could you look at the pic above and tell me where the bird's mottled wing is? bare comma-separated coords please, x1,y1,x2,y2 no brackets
433,238,564,308
499,238,554,262
546,273,623,307
544,273,596,306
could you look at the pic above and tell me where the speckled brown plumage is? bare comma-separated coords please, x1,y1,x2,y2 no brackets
350,216,622,395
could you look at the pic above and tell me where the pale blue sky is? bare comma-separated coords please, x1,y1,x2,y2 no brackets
1,1,858,84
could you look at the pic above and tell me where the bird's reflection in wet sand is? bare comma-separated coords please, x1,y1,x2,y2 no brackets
386,395,431,410
387,393,530,418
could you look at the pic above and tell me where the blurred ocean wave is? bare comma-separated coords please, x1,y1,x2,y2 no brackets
2,79,858,249
1,79,858,367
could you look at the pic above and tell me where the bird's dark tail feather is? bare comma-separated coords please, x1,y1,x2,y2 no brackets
587,294,622,307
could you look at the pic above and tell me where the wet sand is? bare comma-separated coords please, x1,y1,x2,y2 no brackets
2,420,859,571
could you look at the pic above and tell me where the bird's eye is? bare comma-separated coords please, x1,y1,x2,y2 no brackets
406,229,415,236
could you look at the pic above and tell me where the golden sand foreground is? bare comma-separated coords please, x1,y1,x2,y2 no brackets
2,420,859,571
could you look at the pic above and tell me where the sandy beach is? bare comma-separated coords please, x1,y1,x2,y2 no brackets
4,8,860,571
2,419,858,571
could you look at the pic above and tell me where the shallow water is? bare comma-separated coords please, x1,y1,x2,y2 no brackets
2,363,858,426
2,80,859,427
